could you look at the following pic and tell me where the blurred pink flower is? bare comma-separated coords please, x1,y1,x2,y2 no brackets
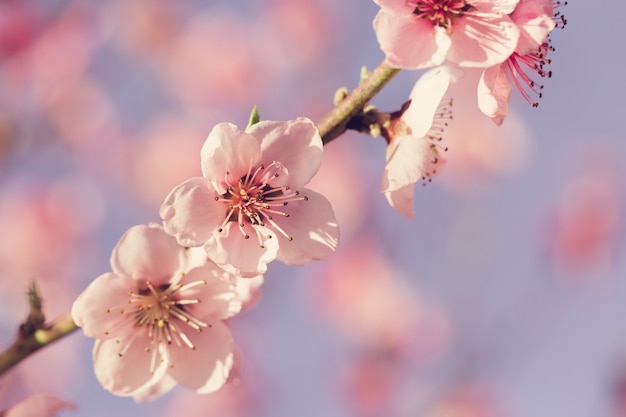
381,66,461,218
160,118,339,277
424,384,510,417
541,145,625,283
311,237,452,364
478,0,565,123
373,0,520,69
1,393,74,417
72,224,245,400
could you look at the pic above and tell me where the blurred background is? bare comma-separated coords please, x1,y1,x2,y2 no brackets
0,1,625,416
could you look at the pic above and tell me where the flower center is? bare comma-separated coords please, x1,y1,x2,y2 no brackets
105,277,209,373
410,0,472,30
215,161,308,246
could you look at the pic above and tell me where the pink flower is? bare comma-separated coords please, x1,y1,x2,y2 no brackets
373,0,520,70
72,224,247,401
478,0,566,123
2,393,75,417
160,117,339,277
380,66,462,218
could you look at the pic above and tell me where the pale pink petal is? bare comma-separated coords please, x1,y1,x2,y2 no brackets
380,136,430,193
205,222,279,278
272,189,340,265
403,66,464,138
160,177,225,247
168,320,234,394
72,272,135,339
200,123,261,194
447,15,519,67
235,275,264,312
180,263,242,320
4,394,75,417
513,8,555,54
374,10,450,69
131,374,177,403
110,224,184,284
93,338,168,396
478,64,512,125
470,0,520,14
385,184,416,219
249,118,322,189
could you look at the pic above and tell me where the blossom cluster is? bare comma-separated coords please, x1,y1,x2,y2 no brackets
72,118,340,401
372,0,565,217
66,0,567,407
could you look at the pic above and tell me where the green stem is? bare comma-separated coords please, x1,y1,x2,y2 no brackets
0,311,78,376
317,60,401,145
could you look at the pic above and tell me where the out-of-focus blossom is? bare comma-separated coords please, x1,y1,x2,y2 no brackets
478,0,566,123
423,384,510,417
160,118,339,277
0,2,40,59
129,115,205,207
339,352,398,417
311,237,452,364
1,393,74,417
72,224,247,401
156,12,271,108
381,66,461,218
254,0,335,74
373,0,520,70
540,145,625,283
438,70,531,193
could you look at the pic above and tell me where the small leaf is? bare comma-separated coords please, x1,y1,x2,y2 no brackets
359,65,370,84
247,105,261,128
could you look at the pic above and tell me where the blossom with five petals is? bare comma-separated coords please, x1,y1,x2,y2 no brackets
478,0,565,123
373,0,521,70
72,224,249,401
380,66,462,218
160,117,339,277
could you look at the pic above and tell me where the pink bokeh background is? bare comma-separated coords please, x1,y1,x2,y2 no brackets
0,1,625,416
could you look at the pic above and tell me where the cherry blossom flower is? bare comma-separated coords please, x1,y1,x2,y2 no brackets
380,66,462,218
373,0,520,70
478,0,566,123
1,393,75,417
72,224,249,401
160,117,339,277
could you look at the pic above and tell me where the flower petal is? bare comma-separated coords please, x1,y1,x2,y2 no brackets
470,0,520,14
168,320,234,394
374,10,450,70
93,337,168,397
478,64,512,125
384,184,416,219
72,272,135,339
403,66,463,138
180,262,243,320
235,275,264,312
447,15,519,67
248,118,322,189
160,177,225,247
131,374,178,403
272,189,340,265
380,135,430,193
111,224,184,285
200,123,261,195
205,222,279,278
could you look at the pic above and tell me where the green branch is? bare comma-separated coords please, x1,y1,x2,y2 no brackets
317,60,401,145
0,311,78,376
